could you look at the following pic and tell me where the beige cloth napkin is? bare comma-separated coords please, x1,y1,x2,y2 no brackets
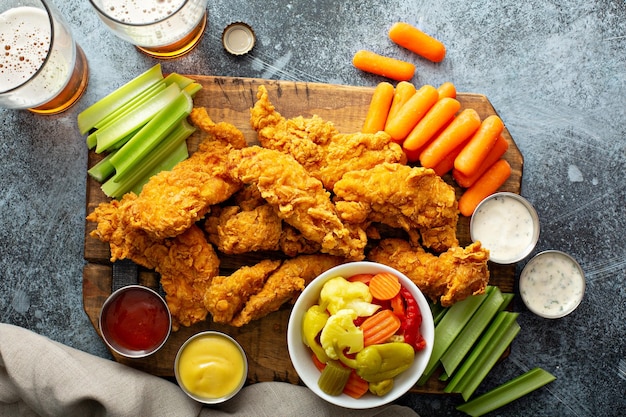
0,324,418,417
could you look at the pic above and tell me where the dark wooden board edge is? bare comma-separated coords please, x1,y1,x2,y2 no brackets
82,76,523,394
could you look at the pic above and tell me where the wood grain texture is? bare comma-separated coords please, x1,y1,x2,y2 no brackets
82,76,523,393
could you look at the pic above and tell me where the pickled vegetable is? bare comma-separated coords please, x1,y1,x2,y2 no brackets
317,360,351,396
320,309,363,359
302,305,330,363
319,277,380,317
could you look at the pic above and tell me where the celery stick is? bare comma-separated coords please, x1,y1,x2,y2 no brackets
444,311,518,394
129,141,189,195
87,126,138,150
94,83,182,153
78,64,163,134
430,302,448,326
499,293,514,311
183,82,202,97
93,81,167,131
87,151,116,183
456,368,556,417
444,312,511,393
459,318,521,400
417,292,488,385
164,73,195,89
102,119,194,199
440,287,504,376
109,91,192,179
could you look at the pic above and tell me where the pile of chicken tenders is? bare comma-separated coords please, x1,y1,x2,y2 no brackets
87,85,489,331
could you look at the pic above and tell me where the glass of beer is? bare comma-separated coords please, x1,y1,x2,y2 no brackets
0,0,89,115
88,0,208,59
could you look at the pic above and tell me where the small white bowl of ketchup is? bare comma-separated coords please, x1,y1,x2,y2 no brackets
98,285,171,358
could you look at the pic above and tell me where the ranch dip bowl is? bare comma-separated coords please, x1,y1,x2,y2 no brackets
519,250,586,319
470,192,540,264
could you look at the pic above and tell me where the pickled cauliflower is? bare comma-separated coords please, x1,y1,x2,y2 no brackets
319,277,380,317
320,309,363,359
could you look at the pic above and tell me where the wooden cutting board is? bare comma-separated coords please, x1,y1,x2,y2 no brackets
83,76,523,392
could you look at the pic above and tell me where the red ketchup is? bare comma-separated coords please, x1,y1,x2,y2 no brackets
101,287,170,353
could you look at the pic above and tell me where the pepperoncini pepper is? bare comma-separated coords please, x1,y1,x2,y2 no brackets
369,379,394,396
336,341,415,382
302,305,330,363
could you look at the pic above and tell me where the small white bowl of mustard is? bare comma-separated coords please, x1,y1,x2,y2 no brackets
519,250,585,319
174,331,248,404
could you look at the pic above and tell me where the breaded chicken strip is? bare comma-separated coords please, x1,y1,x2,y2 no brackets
367,238,490,306
334,163,459,252
87,197,220,330
278,225,321,257
204,259,282,324
228,146,367,260
229,254,345,327
205,205,283,254
127,112,246,239
250,85,406,189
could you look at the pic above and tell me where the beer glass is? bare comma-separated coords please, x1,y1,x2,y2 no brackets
0,0,89,114
88,0,208,59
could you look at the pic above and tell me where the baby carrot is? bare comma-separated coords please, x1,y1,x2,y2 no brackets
385,81,416,130
402,97,461,151
458,159,512,217
404,146,421,163
432,141,466,176
437,81,456,99
369,272,402,300
384,84,439,142
362,82,395,133
361,309,402,346
419,108,481,168
454,114,504,177
453,135,509,188
353,50,416,82
388,22,446,63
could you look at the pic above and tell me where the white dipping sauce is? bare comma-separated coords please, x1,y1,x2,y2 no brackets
519,251,585,318
470,193,539,264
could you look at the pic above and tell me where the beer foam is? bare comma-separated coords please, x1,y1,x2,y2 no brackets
0,7,52,92
100,0,185,24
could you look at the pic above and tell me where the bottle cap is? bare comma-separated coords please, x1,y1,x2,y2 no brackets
222,22,256,56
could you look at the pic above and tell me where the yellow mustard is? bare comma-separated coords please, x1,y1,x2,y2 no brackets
177,334,246,399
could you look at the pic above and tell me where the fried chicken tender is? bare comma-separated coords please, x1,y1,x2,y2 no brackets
204,259,282,324
250,85,406,189
127,112,246,239
205,205,282,254
190,107,248,149
333,163,459,252
278,225,321,257
228,146,367,260
229,254,345,327
87,197,220,330
368,238,490,306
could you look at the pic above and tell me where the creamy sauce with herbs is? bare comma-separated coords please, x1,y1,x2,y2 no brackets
520,252,585,318
471,194,538,263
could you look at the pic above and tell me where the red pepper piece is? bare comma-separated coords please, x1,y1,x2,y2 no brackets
400,287,426,351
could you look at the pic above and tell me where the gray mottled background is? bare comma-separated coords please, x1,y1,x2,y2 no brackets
1,0,625,416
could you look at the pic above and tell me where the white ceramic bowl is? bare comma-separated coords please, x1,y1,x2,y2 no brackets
470,192,540,264
287,261,434,409
519,250,586,319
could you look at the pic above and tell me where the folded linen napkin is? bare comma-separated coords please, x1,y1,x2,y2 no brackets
0,324,418,417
